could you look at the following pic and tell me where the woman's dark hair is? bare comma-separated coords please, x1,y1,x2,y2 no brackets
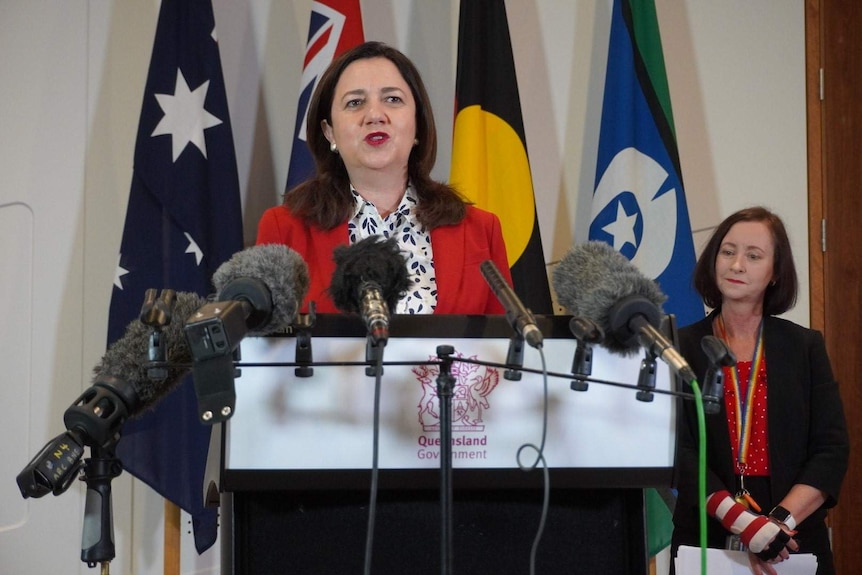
693,206,798,316
284,41,467,230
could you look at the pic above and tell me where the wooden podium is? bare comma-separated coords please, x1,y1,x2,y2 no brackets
215,314,678,574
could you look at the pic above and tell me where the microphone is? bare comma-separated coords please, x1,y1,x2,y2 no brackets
210,243,310,335
609,295,697,384
16,290,206,499
183,243,309,364
700,335,736,414
330,236,410,345
569,316,604,344
18,244,310,494
16,430,86,498
97,291,208,409
185,243,310,422
553,240,696,384
480,260,543,348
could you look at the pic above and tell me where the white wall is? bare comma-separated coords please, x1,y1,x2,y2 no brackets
0,1,808,573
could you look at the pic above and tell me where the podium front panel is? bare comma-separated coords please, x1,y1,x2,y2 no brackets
222,314,677,490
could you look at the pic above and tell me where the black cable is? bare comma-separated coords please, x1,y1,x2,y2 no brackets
235,359,698,401
363,344,384,575
513,347,550,575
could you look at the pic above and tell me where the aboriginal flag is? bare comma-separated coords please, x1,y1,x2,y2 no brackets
450,0,552,314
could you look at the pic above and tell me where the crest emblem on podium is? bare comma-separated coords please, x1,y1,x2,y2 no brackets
412,354,500,433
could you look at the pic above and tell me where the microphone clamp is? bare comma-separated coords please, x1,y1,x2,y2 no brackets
700,335,736,414
568,317,604,390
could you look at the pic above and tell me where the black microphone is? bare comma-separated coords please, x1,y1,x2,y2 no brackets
16,290,205,500
330,236,410,345
185,243,310,422
700,335,736,414
16,431,86,498
96,291,209,410
569,316,604,344
480,260,543,348
183,243,309,362
609,295,697,384
552,240,696,384
18,244,311,494
210,243,310,335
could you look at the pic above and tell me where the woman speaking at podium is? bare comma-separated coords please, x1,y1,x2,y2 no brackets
256,41,510,315
247,41,549,574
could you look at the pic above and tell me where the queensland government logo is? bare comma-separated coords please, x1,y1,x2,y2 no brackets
412,353,500,433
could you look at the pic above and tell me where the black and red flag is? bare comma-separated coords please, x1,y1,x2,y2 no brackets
450,0,552,314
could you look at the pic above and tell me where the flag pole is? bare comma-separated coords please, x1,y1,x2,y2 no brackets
164,500,181,575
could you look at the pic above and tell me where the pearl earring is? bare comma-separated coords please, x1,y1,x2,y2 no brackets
330,141,338,153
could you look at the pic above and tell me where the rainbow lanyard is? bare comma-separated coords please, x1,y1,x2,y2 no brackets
715,315,765,511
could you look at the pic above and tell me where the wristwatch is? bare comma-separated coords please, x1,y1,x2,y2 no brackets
768,505,797,530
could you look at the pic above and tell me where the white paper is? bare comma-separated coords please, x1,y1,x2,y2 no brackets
675,545,817,575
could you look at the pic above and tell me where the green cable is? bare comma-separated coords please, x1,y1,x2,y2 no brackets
689,379,708,575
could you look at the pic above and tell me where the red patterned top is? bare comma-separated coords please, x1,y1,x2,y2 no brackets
724,358,770,475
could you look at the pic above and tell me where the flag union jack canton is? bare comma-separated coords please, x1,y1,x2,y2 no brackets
286,0,364,190
109,0,243,554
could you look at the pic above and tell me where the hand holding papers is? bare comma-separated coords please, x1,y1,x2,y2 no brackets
675,545,817,575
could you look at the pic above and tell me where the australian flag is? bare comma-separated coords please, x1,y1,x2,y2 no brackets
108,0,243,553
286,0,364,191
589,0,702,328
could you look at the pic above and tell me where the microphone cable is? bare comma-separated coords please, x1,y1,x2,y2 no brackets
512,346,550,575
363,344,385,575
687,377,708,575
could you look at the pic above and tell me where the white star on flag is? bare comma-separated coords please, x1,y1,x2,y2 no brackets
152,69,222,161
602,201,638,251
114,253,129,289
184,232,204,265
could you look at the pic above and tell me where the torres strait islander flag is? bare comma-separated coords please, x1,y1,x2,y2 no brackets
590,0,702,328
590,0,704,556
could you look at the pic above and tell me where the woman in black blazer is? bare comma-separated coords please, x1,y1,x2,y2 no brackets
671,207,848,575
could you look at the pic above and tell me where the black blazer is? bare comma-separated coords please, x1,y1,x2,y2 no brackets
672,309,849,538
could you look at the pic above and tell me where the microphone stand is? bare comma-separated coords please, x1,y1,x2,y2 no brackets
503,334,525,381
293,303,316,378
569,339,594,392
80,445,123,574
365,338,385,377
636,350,657,402
434,345,456,575
567,317,604,392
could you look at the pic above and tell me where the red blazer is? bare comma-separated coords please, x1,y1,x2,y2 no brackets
255,204,512,315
